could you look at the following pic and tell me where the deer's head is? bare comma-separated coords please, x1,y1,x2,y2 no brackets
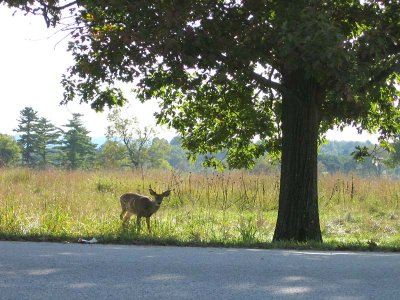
149,188,171,206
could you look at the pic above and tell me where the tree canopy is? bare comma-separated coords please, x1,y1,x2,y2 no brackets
4,1,398,163
2,0,399,241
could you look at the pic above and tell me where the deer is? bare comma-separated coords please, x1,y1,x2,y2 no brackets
119,187,171,233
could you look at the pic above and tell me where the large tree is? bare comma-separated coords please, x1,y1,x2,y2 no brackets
3,1,400,241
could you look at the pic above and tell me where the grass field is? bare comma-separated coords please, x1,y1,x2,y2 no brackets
1,168,400,251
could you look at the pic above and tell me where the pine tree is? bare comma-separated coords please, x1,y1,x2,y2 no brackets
61,113,97,169
35,117,61,168
14,107,39,167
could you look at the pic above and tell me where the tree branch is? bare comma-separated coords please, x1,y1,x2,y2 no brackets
40,0,80,11
359,60,400,94
249,71,283,94
33,0,80,27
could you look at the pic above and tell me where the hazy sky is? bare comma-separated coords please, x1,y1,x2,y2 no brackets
0,5,376,142
0,5,174,140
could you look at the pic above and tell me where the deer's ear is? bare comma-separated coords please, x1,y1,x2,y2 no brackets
163,190,171,197
149,188,156,196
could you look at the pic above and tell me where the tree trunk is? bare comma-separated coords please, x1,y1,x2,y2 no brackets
273,73,323,242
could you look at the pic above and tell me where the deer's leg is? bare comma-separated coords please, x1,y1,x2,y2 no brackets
146,217,151,234
136,216,142,233
123,211,133,222
120,210,126,220
122,212,133,228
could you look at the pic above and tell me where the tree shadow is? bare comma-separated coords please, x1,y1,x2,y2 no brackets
1,242,399,299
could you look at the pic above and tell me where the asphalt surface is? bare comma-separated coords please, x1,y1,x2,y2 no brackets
0,241,399,299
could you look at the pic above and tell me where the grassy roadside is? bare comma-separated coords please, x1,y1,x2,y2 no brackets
1,232,399,252
1,168,400,252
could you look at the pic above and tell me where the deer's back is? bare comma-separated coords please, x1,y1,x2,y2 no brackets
120,193,157,217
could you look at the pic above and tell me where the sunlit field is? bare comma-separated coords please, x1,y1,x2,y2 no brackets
1,168,400,250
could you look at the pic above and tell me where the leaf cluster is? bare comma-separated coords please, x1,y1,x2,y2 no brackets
3,0,400,169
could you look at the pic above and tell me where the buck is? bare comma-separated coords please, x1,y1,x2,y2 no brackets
119,187,171,233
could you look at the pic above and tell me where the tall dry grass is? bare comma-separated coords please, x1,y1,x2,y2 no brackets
0,168,400,248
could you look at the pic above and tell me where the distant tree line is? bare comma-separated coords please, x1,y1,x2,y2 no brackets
7,107,97,169
0,106,196,170
1,106,400,176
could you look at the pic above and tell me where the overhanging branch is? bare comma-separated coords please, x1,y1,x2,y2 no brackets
250,71,283,94
38,0,80,11
34,0,80,27
358,60,400,94
248,70,305,106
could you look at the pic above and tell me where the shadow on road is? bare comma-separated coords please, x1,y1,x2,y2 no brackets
1,242,399,299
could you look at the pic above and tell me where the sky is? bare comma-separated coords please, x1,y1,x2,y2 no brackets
0,5,376,143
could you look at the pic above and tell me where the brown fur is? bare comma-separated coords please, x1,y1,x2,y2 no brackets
120,188,170,233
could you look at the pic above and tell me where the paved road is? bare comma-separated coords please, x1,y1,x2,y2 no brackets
0,241,399,299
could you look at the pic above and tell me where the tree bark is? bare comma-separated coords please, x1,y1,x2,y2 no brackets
273,72,323,242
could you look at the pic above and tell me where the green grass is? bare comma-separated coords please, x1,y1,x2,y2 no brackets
1,168,400,251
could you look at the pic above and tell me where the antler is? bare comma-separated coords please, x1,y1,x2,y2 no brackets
149,184,156,193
